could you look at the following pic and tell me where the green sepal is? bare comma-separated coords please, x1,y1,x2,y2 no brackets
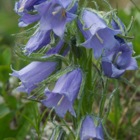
126,16,134,33
15,50,69,65
116,34,134,40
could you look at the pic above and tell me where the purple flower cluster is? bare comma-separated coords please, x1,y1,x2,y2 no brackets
13,0,82,119
15,1,138,78
15,0,77,54
78,9,138,78
12,0,139,139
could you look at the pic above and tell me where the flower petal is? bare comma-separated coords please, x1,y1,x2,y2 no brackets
53,68,82,102
42,92,76,117
18,13,40,27
101,61,113,77
82,28,119,59
111,65,125,78
80,116,104,140
126,57,138,70
80,116,96,140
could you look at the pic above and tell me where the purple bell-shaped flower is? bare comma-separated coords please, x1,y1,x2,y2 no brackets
41,68,82,117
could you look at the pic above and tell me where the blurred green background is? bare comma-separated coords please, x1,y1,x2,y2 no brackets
0,0,140,140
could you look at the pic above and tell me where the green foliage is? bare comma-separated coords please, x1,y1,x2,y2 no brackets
0,48,11,82
0,101,39,140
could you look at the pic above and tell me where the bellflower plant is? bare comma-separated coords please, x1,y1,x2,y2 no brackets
12,0,139,139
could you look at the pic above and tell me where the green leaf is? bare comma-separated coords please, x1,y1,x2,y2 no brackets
15,102,39,140
4,138,16,140
15,50,69,65
0,104,10,118
0,47,12,68
0,112,17,139
0,101,39,140
0,65,11,82
4,95,18,110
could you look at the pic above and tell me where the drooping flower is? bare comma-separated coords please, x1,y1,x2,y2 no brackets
25,31,69,55
78,9,120,59
25,29,52,55
101,16,138,78
35,0,77,37
41,68,82,117
101,42,138,78
80,115,104,140
11,61,58,94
